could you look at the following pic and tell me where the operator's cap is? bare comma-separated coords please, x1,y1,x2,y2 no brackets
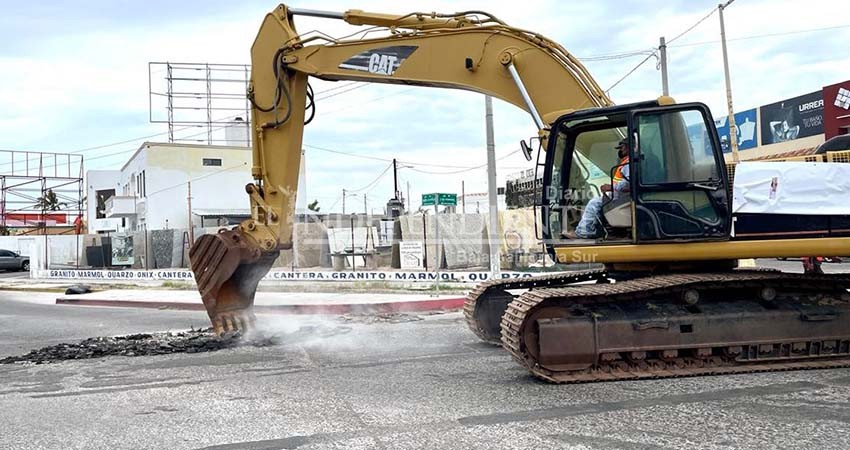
615,139,627,149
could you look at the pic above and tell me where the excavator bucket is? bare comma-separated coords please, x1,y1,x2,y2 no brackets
189,229,279,335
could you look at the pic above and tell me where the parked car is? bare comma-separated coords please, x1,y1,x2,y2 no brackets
0,249,30,271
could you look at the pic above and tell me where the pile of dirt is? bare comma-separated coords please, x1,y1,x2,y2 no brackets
0,328,276,364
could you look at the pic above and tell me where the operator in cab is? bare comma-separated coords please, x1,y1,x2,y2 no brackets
565,139,630,239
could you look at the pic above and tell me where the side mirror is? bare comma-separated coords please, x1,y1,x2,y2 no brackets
520,139,533,161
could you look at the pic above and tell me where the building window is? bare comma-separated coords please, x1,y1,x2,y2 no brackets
95,189,115,219
203,158,222,166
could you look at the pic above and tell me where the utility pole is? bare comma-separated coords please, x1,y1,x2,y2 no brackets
719,0,740,163
363,194,367,216
659,36,669,96
406,181,410,213
461,180,466,214
484,95,500,279
342,188,346,215
187,181,194,247
392,158,399,199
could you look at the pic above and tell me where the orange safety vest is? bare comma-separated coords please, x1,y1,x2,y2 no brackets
612,156,630,184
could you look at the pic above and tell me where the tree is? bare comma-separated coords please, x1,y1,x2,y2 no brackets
0,225,10,236
35,189,67,212
307,199,321,213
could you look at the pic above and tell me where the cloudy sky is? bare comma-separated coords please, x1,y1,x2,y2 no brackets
2,0,848,213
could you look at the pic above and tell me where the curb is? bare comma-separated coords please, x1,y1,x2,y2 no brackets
55,297,467,315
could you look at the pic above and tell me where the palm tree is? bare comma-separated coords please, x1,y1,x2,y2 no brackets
35,189,67,212
35,189,67,235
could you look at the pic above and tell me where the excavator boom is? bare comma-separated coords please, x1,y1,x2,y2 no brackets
190,4,611,334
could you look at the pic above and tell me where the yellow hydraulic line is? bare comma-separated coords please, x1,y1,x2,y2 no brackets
555,237,850,264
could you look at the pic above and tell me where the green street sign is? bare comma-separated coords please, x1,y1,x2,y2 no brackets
422,193,456,207
438,193,457,206
421,193,436,206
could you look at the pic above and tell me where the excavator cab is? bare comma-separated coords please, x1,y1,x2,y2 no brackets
542,101,731,258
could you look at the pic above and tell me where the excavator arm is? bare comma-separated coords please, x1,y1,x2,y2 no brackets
189,4,612,334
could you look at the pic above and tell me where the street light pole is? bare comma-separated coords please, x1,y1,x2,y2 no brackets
659,36,669,96
719,0,740,163
187,181,193,248
484,95,500,279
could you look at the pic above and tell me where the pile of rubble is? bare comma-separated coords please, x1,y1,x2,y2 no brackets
0,328,276,365
1,312,428,365
339,312,424,324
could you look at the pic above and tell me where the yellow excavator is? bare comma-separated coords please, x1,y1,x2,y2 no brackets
190,4,850,383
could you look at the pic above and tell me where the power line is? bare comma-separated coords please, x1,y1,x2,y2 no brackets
325,193,344,211
303,143,494,170
667,6,719,44
604,4,719,93
347,162,393,193
314,83,369,100
604,51,658,93
316,87,418,117
303,144,395,163
144,161,248,198
312,81,360,95
579,49,657,62
2,118,245,173
7,82,364,162
670,23,850,48
406,149,522,175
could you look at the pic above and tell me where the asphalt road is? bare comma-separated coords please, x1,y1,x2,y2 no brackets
0,269,31,279
3,291,850,449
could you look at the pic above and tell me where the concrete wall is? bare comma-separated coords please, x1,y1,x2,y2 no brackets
398,214,492,270
0,234,91,268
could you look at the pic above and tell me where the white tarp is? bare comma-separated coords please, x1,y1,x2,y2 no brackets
732,162,850,215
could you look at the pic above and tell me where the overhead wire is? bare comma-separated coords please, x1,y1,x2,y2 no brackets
144,161,248,198
670,23,850,48
667,6,719,45
604,4,719,93
604,51,658,93
406,149,522,175
346,162,393,193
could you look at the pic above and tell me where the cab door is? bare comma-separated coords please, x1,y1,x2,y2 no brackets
630,104,731,242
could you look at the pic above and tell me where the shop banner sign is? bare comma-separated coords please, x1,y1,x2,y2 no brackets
714,108,757,153
759,91,824,145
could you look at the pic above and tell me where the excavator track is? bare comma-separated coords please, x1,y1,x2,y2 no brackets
501,270,850,383
463,269,607,344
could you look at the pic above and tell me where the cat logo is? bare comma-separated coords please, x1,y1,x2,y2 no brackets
368,53,399,75
338,45,417,76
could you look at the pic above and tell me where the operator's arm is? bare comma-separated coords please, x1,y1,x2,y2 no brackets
601,165,630,193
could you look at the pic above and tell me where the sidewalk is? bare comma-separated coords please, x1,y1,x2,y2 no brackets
55,290,468,314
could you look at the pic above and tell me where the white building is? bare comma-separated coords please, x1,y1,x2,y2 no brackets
97,142,254,232
457,191,507,214
86,170,122,233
